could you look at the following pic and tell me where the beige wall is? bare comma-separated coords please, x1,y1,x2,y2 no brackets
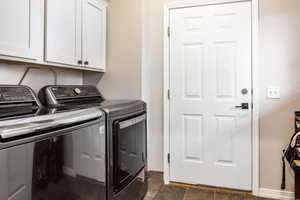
142,0,300,192
142,0,165,171
259,0,300,191
97,0,142,100
96,0,161,170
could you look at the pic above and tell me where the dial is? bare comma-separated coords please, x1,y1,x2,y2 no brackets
73,88,81,95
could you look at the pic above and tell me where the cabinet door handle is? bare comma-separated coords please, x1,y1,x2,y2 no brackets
77,60,82,64
84,61,89,65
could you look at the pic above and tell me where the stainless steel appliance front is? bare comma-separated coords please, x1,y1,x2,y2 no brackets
0,119,106,200
37,85,148,200
105,107,148,200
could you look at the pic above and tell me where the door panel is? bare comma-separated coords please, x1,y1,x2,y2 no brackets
184,44,204,99
170,2,252,190
45,0,82,66
0,0,41,60
183,115,203,162
215,42,236,98
82,0,107,70
215,116,236,165
74,124,106,183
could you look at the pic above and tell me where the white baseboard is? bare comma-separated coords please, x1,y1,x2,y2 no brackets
63,166,76,177
258,188,294,200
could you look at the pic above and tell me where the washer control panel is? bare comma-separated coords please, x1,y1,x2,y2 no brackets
39,85,105,107
49,86,101,99
0,86,35,103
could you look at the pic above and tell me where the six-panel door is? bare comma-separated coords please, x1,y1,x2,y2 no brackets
169,1,252,190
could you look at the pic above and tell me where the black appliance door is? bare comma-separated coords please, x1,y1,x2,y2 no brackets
113,113,146,194
0,122,106,200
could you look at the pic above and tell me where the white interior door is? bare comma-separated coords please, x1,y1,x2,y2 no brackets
169,2,252,190
82,0,107,70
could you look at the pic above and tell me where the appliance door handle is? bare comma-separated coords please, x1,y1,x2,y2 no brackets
0,127,35,139
119,114,146,129
0,109,102,140
235,103,249,110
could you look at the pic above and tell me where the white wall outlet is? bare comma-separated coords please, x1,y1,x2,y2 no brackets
267,86,280,99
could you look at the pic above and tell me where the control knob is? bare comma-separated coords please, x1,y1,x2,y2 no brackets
73,88,81,95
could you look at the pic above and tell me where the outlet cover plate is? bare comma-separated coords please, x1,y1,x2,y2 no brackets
267,86,280,99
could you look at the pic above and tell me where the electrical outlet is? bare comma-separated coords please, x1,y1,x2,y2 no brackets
267,86,280,99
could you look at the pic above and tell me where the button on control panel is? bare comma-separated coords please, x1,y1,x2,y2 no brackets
73,88,81,95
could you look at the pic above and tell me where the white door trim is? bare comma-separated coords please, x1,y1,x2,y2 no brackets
163,0,260,195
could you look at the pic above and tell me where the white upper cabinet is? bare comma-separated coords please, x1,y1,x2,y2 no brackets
0,0,41,60
45,0,107,70
82,0,107,70
0,0,107,72
45,0,82,66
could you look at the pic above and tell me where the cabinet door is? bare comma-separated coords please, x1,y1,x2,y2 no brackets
82,0,107,70
0,0,41,60
45,0,82,66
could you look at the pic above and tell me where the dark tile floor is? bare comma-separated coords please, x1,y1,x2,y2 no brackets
144,172,274,200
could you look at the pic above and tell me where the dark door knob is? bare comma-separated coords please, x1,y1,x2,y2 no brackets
235,103,249,110
77,60,82,64
84,61,89,65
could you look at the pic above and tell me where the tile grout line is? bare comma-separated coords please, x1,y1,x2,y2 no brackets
152,183,164,200
213,189,216,200
182,186,187,200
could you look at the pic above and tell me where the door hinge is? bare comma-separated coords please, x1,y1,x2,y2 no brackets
167,153,170,163
167,26,170,37
167,89,170,100
251,103,254,109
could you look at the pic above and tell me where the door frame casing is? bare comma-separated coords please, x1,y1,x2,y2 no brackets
163,0,260,195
